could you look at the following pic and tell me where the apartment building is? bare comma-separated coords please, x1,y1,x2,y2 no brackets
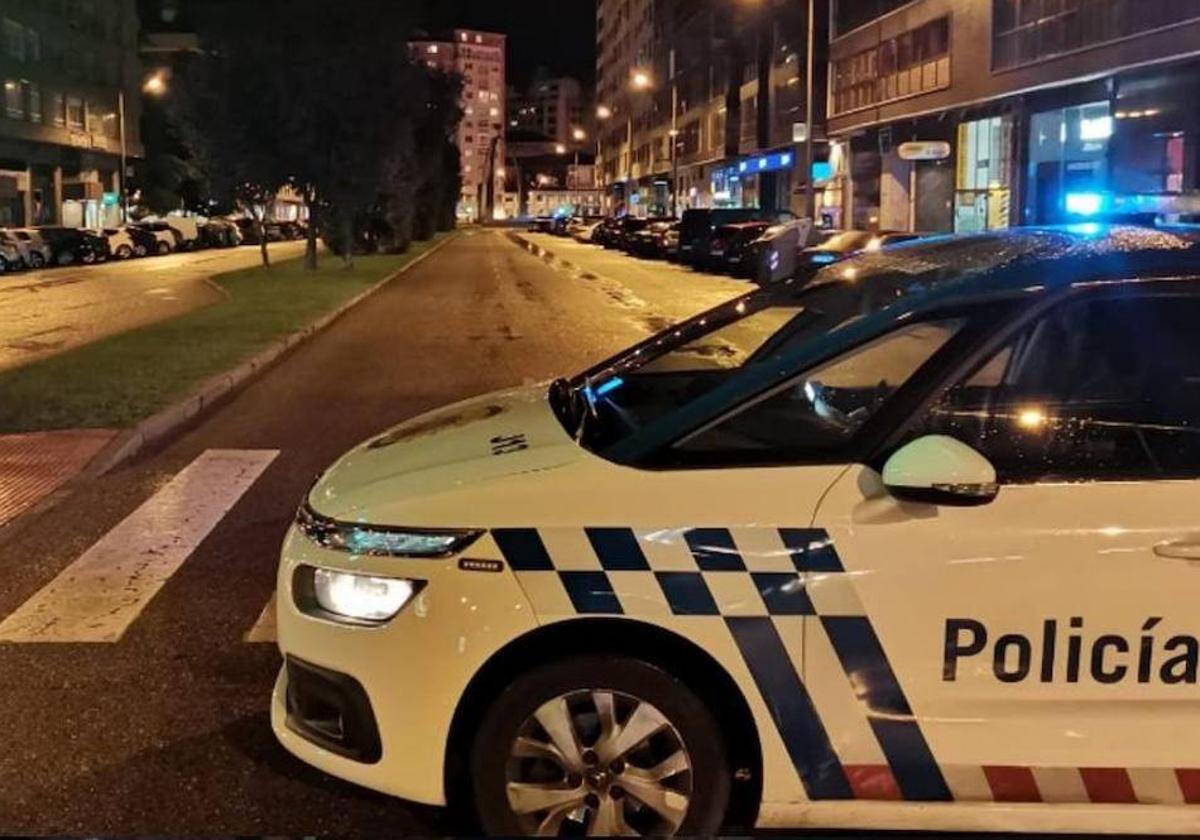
596,0,827,217
827,0,1200,232
510,75,586,146
0,0,144,228
410,29,506,222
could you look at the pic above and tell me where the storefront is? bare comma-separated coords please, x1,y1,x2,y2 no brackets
955,114,1015,233
710,149,796,211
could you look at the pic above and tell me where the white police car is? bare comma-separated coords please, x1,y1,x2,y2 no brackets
272,225,1200,835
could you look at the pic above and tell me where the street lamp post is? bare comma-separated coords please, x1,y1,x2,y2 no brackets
803,0,817,222
118,89,128,224
669,48,678,217
627,70,652,217
596,105,612,211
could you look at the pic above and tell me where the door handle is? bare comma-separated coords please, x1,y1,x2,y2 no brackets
1154,541,1200,561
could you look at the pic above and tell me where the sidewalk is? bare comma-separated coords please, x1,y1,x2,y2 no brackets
0,429,117,528
516,232,748,327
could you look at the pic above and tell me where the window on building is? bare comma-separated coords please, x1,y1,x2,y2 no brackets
918,289,1200,482
51,91,65,126
4,80,23,119
994,0,1200,71
3,18,24,61
66,95,84,130
25,26,38,61
831,16,950,116
26,81,40,123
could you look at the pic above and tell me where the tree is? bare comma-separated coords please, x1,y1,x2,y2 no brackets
172,0,462,270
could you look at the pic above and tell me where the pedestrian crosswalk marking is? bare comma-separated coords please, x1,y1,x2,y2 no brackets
244,592,277,643
0,449,279,643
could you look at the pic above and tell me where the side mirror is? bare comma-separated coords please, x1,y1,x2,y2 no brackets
882,435,999,507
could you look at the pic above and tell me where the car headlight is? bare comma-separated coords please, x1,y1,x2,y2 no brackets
296,504,482,558
294,565,424,624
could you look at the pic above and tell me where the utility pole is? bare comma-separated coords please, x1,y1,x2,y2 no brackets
804,0,817,222
670,48,679,217
118,88,128,224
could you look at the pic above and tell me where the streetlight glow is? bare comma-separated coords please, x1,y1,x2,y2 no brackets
554,143,567,154
143,70,168,96
572,127,587,142
630,70,652,90
596,105,613,120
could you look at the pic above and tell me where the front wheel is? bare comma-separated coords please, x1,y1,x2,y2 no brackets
116,244,133,259
156,241,171,255
29,252,44,268
471,656,730,837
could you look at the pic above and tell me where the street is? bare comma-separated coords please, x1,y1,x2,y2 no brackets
0,242,307,372
0,229,744,834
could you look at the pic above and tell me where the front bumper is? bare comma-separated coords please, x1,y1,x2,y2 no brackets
271,525,538,805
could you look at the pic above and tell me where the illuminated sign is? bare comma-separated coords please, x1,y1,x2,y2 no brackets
898,141,952,161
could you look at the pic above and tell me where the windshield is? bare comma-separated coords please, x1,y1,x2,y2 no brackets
552,232,1059,455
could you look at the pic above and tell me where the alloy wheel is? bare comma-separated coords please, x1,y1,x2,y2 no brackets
505,689,692,836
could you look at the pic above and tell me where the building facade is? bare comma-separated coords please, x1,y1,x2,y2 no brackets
827,0,1200,232
410,29,506,222
595,0,828,218
511,75,586,146
0,0,144,228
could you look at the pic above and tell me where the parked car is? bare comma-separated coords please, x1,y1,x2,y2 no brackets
528,216,556,234
677,207,796,267
629,220,676,259
36,227,110,265
133,222,178,255
279,220,308,241
162,216,203,250
663,221,681,260
88,228,138,260
123,226,160,257
200,219,242,248
705,220,773,275
571,220,604,243
0,234,21,273
591,217,622,247
5,228,51,268
610,216,675,252
232,218,263,245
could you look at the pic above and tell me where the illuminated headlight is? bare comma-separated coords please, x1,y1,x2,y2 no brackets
297,504,482,558
313,568,417,622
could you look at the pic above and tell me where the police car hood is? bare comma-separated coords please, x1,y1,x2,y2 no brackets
308,384,581,521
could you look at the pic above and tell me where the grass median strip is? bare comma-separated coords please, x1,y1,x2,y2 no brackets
0,237,446,433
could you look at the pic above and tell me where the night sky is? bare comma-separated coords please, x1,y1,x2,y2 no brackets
414,0,597,88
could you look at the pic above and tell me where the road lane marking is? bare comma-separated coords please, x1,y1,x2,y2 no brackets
0,449,279,643
244,591,277,643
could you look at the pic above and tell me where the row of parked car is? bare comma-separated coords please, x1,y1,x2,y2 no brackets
545,209,924,282
0,217,309,274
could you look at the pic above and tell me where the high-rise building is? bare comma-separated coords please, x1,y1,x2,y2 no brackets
0,0,144,228
826,0,1200,233
510,75,586,146
410,29,506,222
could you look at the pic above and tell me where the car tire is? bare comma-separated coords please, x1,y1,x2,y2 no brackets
156,241,171,255
116,245,133,259
0,258,8,274
81,252,96,265
471,656,730,837
29,252,44,268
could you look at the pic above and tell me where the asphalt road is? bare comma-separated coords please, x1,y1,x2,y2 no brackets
0,229,745,834
0,241,307,372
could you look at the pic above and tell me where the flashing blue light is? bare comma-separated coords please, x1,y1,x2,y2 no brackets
1065,192,1107,217
594,376,625,397
738,161,749,173
1066,222,1104,237
757,157,768,170
811,252,838,265
781,153,793,166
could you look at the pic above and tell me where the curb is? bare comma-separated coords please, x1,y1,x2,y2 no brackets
81,233,457,481
506,230,601,281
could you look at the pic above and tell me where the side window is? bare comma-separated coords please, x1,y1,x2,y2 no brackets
678,319,963,457
919,290,1200,482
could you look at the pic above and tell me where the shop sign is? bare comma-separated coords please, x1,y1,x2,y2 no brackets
898,140,952,161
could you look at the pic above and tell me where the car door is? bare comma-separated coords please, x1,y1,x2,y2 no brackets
811,279,1200,806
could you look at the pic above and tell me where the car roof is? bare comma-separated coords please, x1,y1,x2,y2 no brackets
601,224,1200,463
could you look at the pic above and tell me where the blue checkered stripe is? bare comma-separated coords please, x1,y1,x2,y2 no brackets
490,525,952,805
491,526,843,617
